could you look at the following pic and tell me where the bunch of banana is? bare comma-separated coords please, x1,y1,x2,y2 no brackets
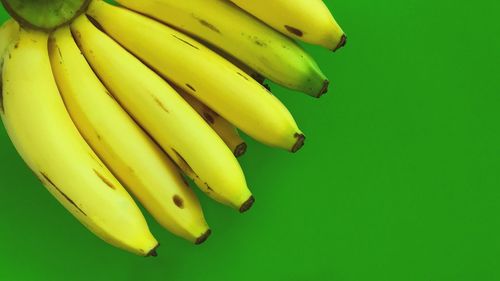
0,0,346,256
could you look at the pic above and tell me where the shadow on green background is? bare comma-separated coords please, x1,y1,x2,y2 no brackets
1,0,499,280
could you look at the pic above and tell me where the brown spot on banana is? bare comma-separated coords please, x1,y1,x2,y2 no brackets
56,46,63,62
284,25,304,37
172,195,184,209
171,34,199,50
194,17,220,34
88,152,105,169
153,96,169,113
254,39,266,47
236,72,249,81
93,169,116,190
185,83,196,92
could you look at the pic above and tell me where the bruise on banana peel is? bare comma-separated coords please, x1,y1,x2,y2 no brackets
284,25,303,37
152,96,170,113
194,16,220,34
93,169,117,189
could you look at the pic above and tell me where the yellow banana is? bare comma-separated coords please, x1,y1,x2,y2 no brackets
86,0,305,153
1,27,158,256
49,26,211,244
174,86,247,158
114,0,329,97
71,15,254,212
230,0,346,51
0,20,18,59
208,49,266,85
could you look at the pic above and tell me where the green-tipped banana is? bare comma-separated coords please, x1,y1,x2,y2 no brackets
114,0,329,97
87,0,305,152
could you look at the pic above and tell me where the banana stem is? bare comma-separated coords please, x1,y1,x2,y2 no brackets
1,0,91,31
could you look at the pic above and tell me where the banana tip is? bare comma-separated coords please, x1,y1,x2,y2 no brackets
195,229,212,245
333,34,348,52
234,143,248,157
317,80,330,98
239,196,255,213
146,243,160,257
291,134,306,153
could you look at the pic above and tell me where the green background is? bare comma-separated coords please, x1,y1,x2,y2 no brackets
1,0,499,280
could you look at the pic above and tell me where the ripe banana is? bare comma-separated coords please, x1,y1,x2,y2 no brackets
86,0,305,153
174,86,247,158
70,15,254,212
229,0,346,51
0,20,18,59
113,0,329,97
49,26,211,244
1,27,158,256
205,46,266,86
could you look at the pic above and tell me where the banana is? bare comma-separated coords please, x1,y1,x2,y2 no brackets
114,0,329,97
174,86,247,158
70,15,255,212
230,0,346,51
1,27,158,256
205,46,266,86
49,26,211,244
0,20,19,59
0,20,19,112
86,0,305,153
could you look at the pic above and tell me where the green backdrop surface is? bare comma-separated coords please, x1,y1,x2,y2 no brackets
1,0,500,280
